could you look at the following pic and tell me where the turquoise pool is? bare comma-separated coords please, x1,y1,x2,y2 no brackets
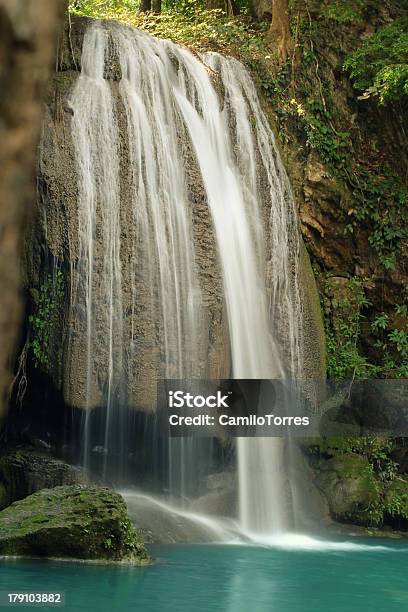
1,539,407,611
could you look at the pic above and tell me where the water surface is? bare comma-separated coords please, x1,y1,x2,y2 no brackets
1,540,407,611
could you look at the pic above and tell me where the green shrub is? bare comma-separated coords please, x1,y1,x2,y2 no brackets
324,276,373,379
322,0,367,24
344,18,408,104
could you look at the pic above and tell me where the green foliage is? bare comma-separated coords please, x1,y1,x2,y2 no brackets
345,167,408,270
342,437,398,481
325,327,369,379
69,0,252,18
69,0,265,52
323,272,408,379
248,11,408,273
371,313,389,331
279,63,408,270
29,270,64,370
322,0,367,24
69,0,140,16
385,482,408,520
103,536,113,549
281,97,408,269
344,18,408,104
252,19,408,272
323,276,373,379
312,436,404,527
136,7,254,50
301,100,351,168
372,305,408,378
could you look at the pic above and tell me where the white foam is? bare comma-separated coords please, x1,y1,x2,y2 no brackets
121,490,242,542
240,532,396,552
121,490,401,552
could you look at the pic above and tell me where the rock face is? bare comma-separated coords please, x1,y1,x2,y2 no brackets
125,492,228,544
29,15,232,411
315,454,380,525
24,14,326,414
191,470,237,517
0,485,150,562
276,3,407,361
0,450,86,510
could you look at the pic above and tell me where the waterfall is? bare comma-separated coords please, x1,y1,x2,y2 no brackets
201,54,304,533
66,20,304,535
69,25,123,473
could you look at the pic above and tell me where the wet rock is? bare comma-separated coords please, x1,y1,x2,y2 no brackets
29,15,232,411
124,491,230,543
0,485,150,562
190,489,236,517
0,450,86,510
206,470,236,491
190,470,237,516
289,443,332,530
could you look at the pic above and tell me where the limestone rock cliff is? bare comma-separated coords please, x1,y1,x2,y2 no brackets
24,14,326,413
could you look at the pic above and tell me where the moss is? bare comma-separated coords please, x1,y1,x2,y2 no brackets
316,453,382,526
0,485,150,563
326,454,380,501
384,479,408,526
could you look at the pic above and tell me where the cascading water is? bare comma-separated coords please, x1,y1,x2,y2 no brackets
202,53,304,534
65,20,305,536
69,26,123,473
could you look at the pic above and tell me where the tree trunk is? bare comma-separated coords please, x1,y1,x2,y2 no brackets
151,0,161,13
0,0,64,420
205,0,239,16
139,0,151,12
268,0,292,63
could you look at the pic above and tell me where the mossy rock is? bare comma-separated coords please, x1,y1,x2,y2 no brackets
316,453,381,526
384,479,408,525
0,485,150,563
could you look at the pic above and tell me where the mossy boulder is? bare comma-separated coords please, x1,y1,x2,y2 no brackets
315,453,381,525
0,450,85,510
0,485,150,563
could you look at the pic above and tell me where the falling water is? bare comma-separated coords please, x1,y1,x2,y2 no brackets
202,53,303,534
69,25,123,473
67,20,303,534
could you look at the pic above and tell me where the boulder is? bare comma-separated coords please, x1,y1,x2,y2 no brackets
0,485,149,563
0,450,86,510
315,454,380,525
